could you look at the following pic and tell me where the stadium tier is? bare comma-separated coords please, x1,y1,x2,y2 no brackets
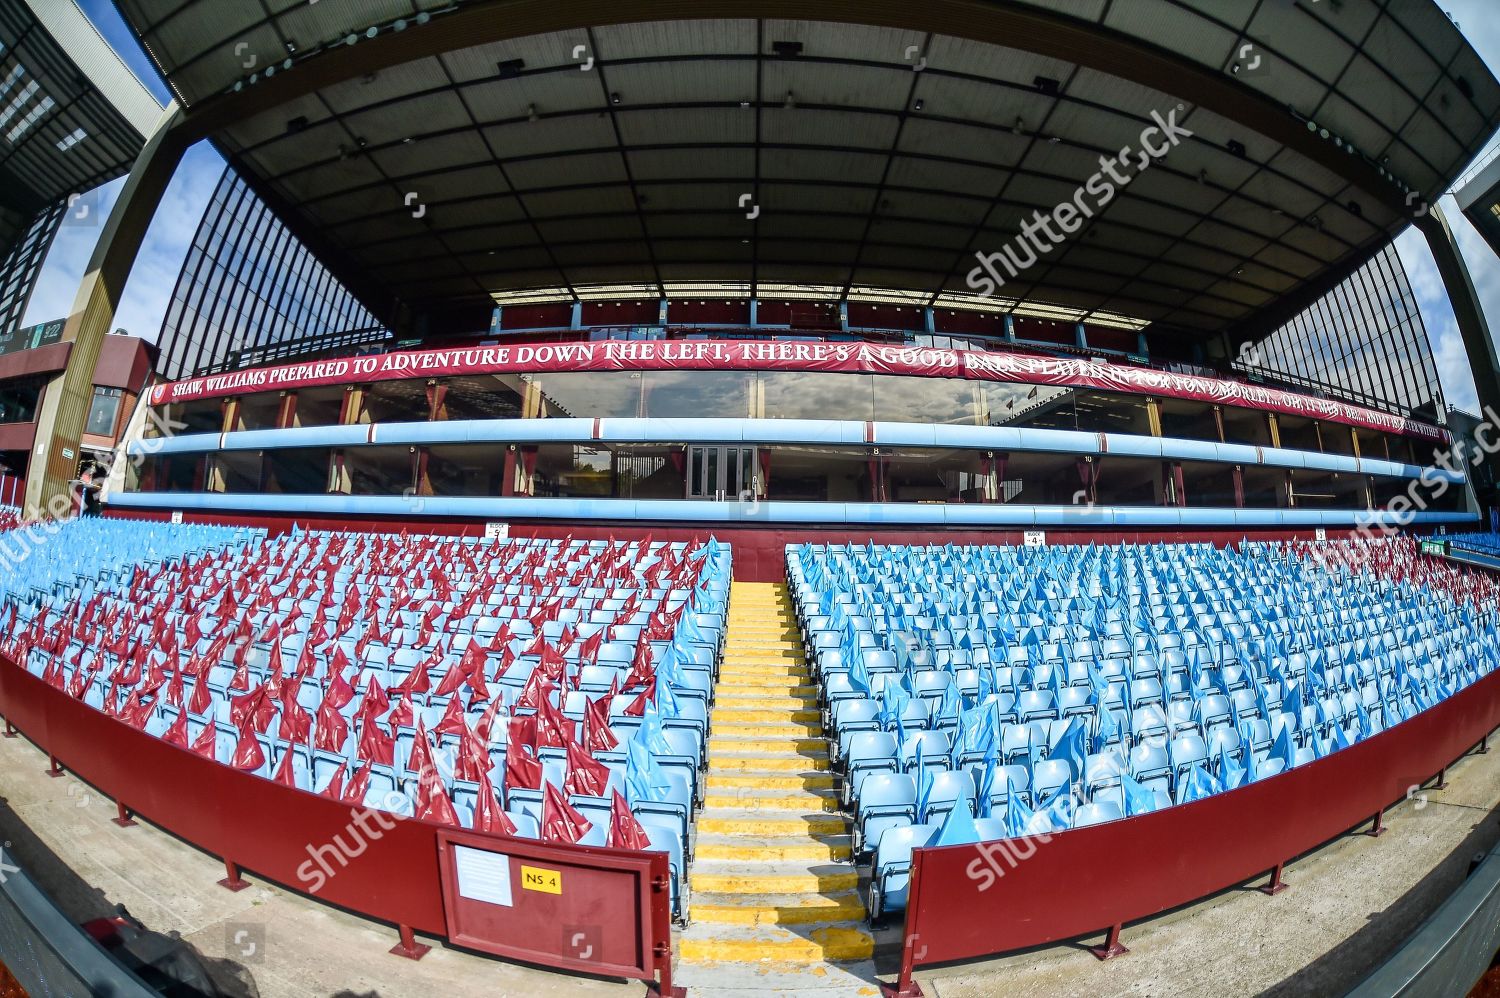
1,522,731,921
9,1,1500,993
787,539,1500,922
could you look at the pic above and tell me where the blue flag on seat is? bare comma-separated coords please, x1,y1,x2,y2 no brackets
1120,772,1157,816
1176,762,1220,805
1049,716,1086,779
626,738,673,805
933,790,981,846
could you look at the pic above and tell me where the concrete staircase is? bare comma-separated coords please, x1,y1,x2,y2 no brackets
678,581,878,977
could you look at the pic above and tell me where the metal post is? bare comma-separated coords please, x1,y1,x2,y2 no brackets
1258,862,1288,896
389,923,431,961
1088,923,1129,960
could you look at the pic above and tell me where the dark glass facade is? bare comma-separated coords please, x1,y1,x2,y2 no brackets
1233,245,1443,421
157,167,390,381
0,199,63,344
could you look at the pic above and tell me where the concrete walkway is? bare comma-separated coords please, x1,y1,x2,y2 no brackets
2,701,1497,996
906,741,1500,997
0,729,644,998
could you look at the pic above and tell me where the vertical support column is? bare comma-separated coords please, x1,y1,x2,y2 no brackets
328,452,352,495
425,381,449,421
1145,398,1162,437
923,306,936,337
340,386,367,425
222,398,242,434
1267,413,1281,449
1075,322,1087,350
570,300,583,330
1172,463,1187,508
276,392,298,430
1416,205,1500,420
658,298,669,327
501,445,518,497
1137,331,1149,358
1212,405,1226,443
838,300,850,334
25,104,185,519
1232,466,1245,509
1003,314,1016,344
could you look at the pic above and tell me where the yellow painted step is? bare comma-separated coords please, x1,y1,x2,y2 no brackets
714,707,819,724
707,736,826,754
696,813,847,836
691,866,859,895
707,772,835,792
710,755,829,773
692,892,867,926
714,682,819,696
695,838,852,862
702,789,840,811
678,926,875,963
712,722,821,738
719,664,808,678
715,694,818,710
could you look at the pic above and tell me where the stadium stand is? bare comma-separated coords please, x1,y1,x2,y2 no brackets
0,507,19,533
786,539,1500,923
0,521,731,921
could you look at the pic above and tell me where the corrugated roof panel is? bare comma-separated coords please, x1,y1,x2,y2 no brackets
616,107,755,147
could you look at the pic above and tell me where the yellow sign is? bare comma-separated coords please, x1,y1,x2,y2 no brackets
520,865,562,895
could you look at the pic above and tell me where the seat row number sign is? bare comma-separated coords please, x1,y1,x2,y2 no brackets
521,865,562,895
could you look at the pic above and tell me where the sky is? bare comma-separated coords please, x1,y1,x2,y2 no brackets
20,0,1500,416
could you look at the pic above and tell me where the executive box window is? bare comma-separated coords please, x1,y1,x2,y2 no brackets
265,447,332,494
85,387,124,437
1221,406,1271,447
427,443,507,497
1182,463,1241,508
232,393,281,432
0,376,44,425
531,444,682,500
343,446,415,495
294,387,347,428
148,399,222,436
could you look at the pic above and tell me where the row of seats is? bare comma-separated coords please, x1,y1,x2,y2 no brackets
1,521,732,921
787,538,1500,923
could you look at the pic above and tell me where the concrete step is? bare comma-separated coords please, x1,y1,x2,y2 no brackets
694,834,853,863
696,811,848,837
715,693,818,709
689,889,867,926
712,681,819,696
690,862,860,895
718,664,810,679
709,753,829,773
707,736,828,755
713,706,819,724
676,922,875,964
706,772,836,792
702,787,840,811
711,721,821,738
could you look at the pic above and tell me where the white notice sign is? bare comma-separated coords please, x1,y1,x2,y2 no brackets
454,846,513,907
485,522,509,542
1023,530,1046,548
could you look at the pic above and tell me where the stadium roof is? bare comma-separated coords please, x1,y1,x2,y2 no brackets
0,0,159,237
114,0,1500,336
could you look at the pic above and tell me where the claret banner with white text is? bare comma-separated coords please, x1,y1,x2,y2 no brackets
150,339,1447,442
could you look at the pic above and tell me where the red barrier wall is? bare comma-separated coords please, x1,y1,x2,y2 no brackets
0,475,23,508
102,508,1431,582
892,665,1500,994
0,654,675,991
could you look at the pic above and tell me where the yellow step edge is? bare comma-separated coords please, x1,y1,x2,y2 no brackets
707,772,835,791
678,928,875,964
709,755,829,772
713,708,819,723
715,696,819,710
711,723,821,738
702,790,839,811
694,839,851,862
707,737,827,754
690,869,860,895
691,894,867,926
696,814,848,836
